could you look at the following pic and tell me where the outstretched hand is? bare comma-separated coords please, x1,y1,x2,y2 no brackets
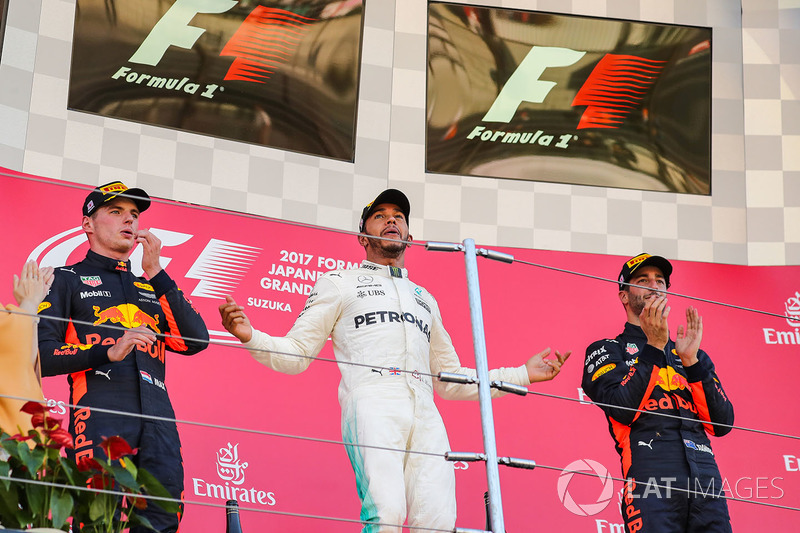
526,348,571,383
674,306,702,367
219,296,253,343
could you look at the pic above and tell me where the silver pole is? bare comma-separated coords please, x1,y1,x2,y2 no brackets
463,238,505,533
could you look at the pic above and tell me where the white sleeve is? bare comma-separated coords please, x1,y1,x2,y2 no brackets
243,276,342,375
428,295,530,401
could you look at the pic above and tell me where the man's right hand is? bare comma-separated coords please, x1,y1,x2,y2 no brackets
640,294,670,350
219,296,253,343
107,326,156,362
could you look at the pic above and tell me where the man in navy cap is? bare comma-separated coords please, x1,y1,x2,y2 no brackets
220,189,570,532
39,182,209,532
582,253,734,533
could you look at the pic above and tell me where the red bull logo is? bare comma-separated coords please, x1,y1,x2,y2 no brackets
655,367,689,391
93,304,161,334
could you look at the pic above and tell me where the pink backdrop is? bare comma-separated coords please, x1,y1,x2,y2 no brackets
1,169,798,531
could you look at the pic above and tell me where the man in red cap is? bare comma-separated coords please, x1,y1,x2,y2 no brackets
38,182,209,533
582,253,734,533
220,188,570,532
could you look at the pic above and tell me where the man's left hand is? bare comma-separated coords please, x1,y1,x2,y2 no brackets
674,306,702,367
526,348,571,383
137,229,163,279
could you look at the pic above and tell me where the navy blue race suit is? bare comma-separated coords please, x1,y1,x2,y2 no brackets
39,250,209,533
582,323,734,533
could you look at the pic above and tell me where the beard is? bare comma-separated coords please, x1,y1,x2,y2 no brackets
626,290,654,316
366,235,407,259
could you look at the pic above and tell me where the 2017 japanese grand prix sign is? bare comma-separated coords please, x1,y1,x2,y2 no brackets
68,0,364,161
426,3,712,194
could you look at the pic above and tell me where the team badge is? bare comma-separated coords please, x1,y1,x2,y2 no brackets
80,275,103,287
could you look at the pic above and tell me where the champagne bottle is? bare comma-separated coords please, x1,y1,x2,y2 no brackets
483,491,507,532
226,500,244,533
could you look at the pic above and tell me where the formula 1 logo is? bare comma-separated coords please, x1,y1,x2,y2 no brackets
483,45,666,129
557,458,614,516
128,0,314,84
28,229,261,300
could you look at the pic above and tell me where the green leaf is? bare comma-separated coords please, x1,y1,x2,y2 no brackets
51,490,74,528
25,481,47,517
89,493,106,521
128,511,157,531
58,455,83,486
136,468,180,514
0,482,23,528
18,440,46,475
0,458,10,489
109,462,138,491
121,455,139,479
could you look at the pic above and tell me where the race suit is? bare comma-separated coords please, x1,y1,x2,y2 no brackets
38,250,209,533
582,323,734,533
244,260,530,532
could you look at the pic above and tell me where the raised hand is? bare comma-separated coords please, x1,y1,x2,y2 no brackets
675,306,702,367
136,229,163,279
640,294,670,350
13,261,54,314
219,296,253,343
526,347,571,383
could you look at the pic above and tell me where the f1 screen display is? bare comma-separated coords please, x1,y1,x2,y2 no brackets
68,0,364,161
427,3,712,194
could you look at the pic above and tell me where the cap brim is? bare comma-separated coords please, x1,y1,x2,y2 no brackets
110,187,151,213
637,255,673,279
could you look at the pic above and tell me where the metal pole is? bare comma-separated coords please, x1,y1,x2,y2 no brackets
462,238,505,533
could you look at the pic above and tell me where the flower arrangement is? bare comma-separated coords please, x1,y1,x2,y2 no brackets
0,401,177,532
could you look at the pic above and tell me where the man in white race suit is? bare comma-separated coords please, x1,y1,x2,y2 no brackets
219,189,570,532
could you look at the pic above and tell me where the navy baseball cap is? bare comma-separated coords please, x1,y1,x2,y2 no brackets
618,253,672,290
83,181,151,217
358,189,410,232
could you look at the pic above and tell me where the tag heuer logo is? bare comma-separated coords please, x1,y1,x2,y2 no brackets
80,276,102,287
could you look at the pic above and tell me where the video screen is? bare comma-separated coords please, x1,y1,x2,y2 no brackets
427,3,712,194
69,0,365,161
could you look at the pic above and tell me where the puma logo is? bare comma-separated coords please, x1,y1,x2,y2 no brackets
95,369,111,380
371,368,383,376
638,439,654,450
